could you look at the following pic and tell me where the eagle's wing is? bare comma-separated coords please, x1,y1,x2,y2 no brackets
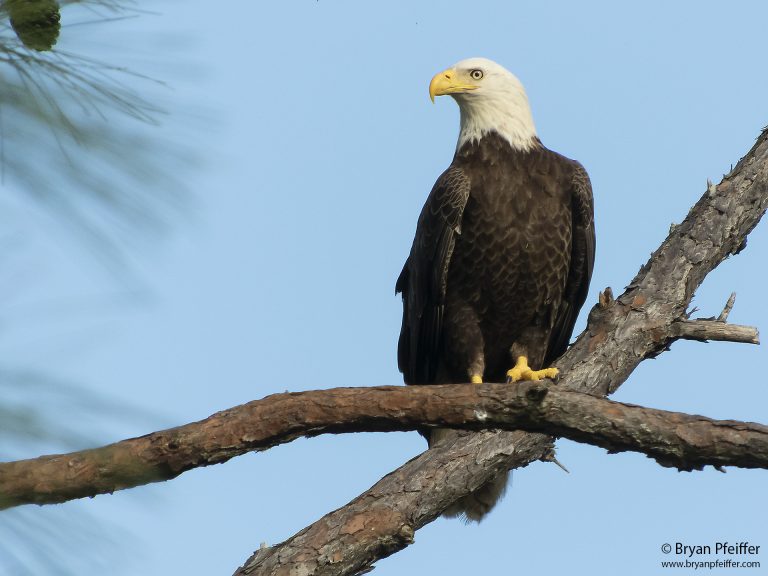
546,162,596,364
396,165,471,384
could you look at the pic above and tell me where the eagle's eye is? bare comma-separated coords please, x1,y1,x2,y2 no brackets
469,69,484,81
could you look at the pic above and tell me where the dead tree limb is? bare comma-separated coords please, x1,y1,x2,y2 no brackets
3,377,766,510
235,128,768,576
671,317,759,344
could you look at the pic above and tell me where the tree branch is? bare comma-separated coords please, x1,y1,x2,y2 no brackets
235,128,768,576
670,293,760,344
2,129,766,575
671,318,759,344
717,291,737,322
3,382,766,510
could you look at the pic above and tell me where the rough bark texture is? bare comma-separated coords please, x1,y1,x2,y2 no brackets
235,128,768,576
3,379,766,510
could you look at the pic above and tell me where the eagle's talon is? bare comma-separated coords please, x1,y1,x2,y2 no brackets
506,366,530,383
533,367,559,380
506,357,558,383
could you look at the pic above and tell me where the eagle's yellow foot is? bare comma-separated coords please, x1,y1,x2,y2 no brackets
470,374,483,384
506,356,558,383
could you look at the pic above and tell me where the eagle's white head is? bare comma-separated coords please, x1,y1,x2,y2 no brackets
429,57,538,152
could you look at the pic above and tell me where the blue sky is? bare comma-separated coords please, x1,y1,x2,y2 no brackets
2,1,767,574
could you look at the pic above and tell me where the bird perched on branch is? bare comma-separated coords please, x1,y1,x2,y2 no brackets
397,58,595,521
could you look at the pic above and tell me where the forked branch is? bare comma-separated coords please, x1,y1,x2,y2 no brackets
235,128,768,576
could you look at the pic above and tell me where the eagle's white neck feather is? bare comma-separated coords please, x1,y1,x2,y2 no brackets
456,93,538,151
451,59,538,152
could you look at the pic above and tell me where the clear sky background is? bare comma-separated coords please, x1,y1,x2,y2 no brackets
2,1,767,575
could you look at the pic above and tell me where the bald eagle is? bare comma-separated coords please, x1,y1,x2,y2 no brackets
396,58,595,521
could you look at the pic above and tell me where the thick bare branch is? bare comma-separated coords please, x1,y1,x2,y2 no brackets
3,382,766,510
236,128,768,576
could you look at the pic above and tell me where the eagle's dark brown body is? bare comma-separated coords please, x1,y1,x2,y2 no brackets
399,57,594,522
397,132,595,388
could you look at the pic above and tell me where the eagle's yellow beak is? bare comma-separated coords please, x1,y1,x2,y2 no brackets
429,68,479,102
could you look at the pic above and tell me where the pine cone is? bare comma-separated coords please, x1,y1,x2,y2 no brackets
6,0,61,51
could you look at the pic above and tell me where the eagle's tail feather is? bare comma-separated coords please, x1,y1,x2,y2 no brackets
429,428,510,523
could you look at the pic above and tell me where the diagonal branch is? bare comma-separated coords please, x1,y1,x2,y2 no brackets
3,380,766,510
235,127,768,576
1,129,765,575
